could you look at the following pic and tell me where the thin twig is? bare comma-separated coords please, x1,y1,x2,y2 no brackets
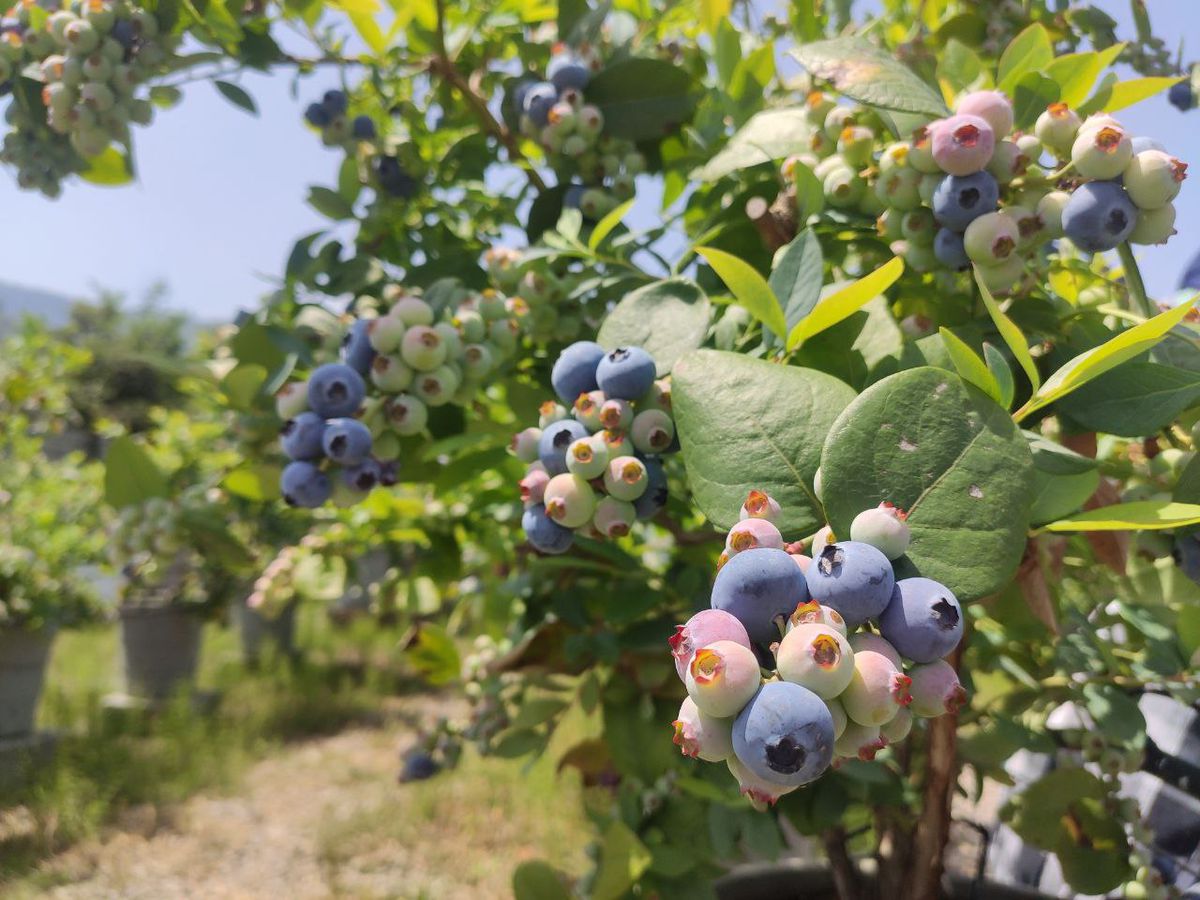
1117,242,1155,319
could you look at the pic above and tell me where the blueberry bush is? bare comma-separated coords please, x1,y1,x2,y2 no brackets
9,0,1200,897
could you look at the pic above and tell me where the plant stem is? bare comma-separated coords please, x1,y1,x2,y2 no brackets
823,826,861,900
1117,242,1154,319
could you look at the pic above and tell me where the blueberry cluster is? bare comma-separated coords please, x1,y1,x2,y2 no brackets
484,246,585,343
514,341,675,554
786,90,1187,294
277,288,524,508
302,89,416,200
668,493,967,808
0,0,169,195
515,46,645,219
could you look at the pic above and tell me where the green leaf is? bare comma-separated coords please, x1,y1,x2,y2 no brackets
596,278,710,375
512,861,572,900
214,79,257,115
767,229,824,349
405,623,460,685
104,435,169,509
556,0,587,38
307,186,355,220
1029,468,1099,525
1044,51,1104,108
1103,76,1187,112
337,156,361,205
983,343,1014,409
697,246,787,340
592,820,653,900
222,464,282,502
220,363,268,410
1057,362,1200,437
937,38,987,97
997,23,1053,95
699,0,731,35
526,184,567,240
1018,295,1199,419
939,328,1003,405
821,368,1035,601
584,57,697,142
1082,683,1146,747
79,147,133,186
1011,71,1060,130
346,7,385,53
787,256,904,350
791,36,948,116
976,269,1040,394
673,350,856,535
587,198,633,251
1042,501,1200,533
693,108,811,181
148,85,182,108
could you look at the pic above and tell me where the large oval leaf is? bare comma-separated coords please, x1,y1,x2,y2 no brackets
820,367,1035,601
791,37,948,116
596,278,710,375
585,58,697,142
673,350,856,535
693,108,811,181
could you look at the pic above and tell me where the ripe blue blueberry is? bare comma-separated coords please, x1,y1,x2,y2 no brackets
340,318,376,376
878,577,964,663
1061,181,1137,252
304,102,331,128
307,363,366,418
522,503,574,554
280,411,326,461
280,461,331,508
933,227,970,270
804,541,895,629
376,157,417,199
322,417,373,466
633,456,668,521
538,418,590,476
350,115,376,140
930,171,999,231
322,89,348,116
732,682,835,788
551,340,606,404
1168,79,1194,112
547,52,590,92
522,81,557,127
710,547,809,646
342,458,382,493
596,346,656,401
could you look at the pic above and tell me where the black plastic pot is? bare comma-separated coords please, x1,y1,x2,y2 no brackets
0,627,55,738
119,605,203,701
715,862,1056,900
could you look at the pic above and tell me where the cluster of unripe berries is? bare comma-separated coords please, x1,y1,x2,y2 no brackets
245,544,302,620
302,89,416,200
484,246,585,343
276,287,523,508
786,89,1186,294
669,492,967,808
0,0,167,193
515,45,645,219
514,341,674,554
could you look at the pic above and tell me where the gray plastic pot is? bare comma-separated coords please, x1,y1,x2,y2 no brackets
119,605,203,701
715,862,1056,900
0,627,56,738
233,600,297,665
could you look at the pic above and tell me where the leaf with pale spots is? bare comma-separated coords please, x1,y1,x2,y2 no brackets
673,350,856,536
820,367,1035,601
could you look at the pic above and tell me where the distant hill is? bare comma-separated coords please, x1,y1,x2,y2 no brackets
0,280,77,332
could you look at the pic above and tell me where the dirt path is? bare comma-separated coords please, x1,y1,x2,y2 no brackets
14,701,586,900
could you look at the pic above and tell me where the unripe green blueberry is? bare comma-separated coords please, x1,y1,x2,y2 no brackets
874,166,921,210
842,650,912,727
461,343,493,378
64,19,99,53
562,134,588,158
133,9,158,38
80,81,114,111
1077,113,1121,137
453,308,485,342
433,321,463,359
857,186,886,217
1071,124,1133,180
807,129,835,158
82,51,111,80
370,354,413,393
543,472,597,528
623,151,645,175
630,409,674,454
41,54,67,82
917,172,944,206
100,37,125,64
837,125,874,167
367,313,405,353
391,294,433,326
638,379,671,415
566,436,607,479
477,290,507,322
803,90,836,126
986,139,1028,184
539,400,569,429
1037,190,1070,238
400,325,447,372
1015,133,1042,160
374,431,402,463
49,11,77,44
42,82,75,114
964,211,1019,264
572,389,605,431
1123,150,1186,209
387,393,428,435
908,125,941,174
824,166,865,208
876,208,903,241
823,105,857,142
776,623,855,699
878,142,910,174
603,455,648,501
593,496,636,538
1004,205,1046,251
901,208,935,245
509,426,542,463
974,253,1025,294
835,720,885,761
1034,102,1080,156
577,104,603,136
598,398,633,432
579,188,613,219
1129,203,1176,245
128,99,153,126
70,126,108,157
488,318,518,355
893,239,937,273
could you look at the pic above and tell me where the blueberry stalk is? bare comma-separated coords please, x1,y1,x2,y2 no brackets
1116,241,1154,319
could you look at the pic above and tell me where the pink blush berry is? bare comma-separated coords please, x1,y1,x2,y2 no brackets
848,632,902,669
787,599,847,636
841,650,912,727
908,659,968,717
726,755,797,810
685,641,762,718
669,609,752,682
739,489,782,523
931,114,995,176
776,623,855,699
519,468,550,506
726,518,785,556
954,90,1014,138
835,720,886,761
880,707,913,743
673,696,734,762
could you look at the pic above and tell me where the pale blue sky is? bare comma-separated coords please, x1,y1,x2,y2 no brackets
0,1,1196,322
